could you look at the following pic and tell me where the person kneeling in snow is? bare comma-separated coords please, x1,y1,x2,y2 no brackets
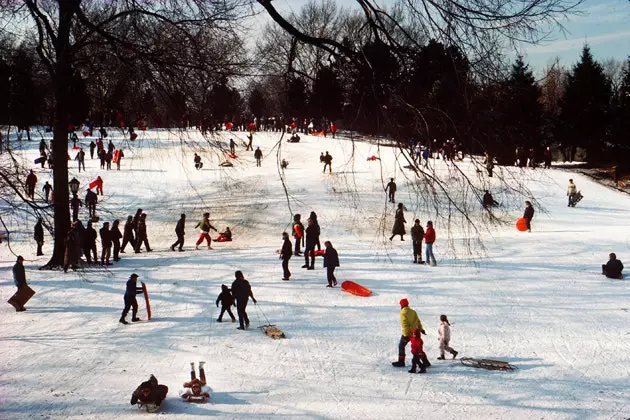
180,362,211,403
130,374,168,408
602,253,624,279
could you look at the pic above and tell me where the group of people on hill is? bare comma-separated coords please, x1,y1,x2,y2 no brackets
169,212,231,252
387,201,437,266
285,212,339,286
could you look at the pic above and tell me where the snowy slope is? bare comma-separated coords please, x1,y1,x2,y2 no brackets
1,128,629,419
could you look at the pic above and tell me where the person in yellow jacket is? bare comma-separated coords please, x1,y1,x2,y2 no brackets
392,298,431,368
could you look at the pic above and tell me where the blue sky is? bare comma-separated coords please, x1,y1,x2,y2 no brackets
270,0,629,72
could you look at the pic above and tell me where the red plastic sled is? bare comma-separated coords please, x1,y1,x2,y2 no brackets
341,280,372,297
112,149,121,164
228,153,237,159
305,249,326,257
72,146,81,150
515,217,528,232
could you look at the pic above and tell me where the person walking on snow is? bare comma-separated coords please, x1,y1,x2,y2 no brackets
75,148,86,172
120,215,135,253
437,314,458,360
254,146,263,167
322,151,333,173
385,178,397,203
134,213,152,253
303,218,318,270
389,203,406,241
25,170,37,199
171,213,186,251
195,212,217,250
523,201,534,232
410,219,424,264
99,221,112,265
323,240,339,287
231,270,257,330
34,218,44,256
408,328,428,373
215,284,236,322
119,273,143,324
424,221,437,266
567,179,578,207
280,232,292,280
111,219,122,262
42,181,52,203
229,138,236,155
392,298,428,368
12,256,28,312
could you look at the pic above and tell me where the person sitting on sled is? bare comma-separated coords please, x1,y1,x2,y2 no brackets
602,253,624,279
180,362,211,403
216,227,232,242
130,374,169,408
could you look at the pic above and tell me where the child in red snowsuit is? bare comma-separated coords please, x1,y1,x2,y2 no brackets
409,329,427,373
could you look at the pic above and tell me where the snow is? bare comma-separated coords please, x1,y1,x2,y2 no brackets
1,128,630,419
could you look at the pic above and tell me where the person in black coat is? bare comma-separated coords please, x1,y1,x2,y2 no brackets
170,213,186,251
120,215,135,253
309,211,321,251
111,219,122,262
280,232,292,280
602,253,624,279
385,178,397,203
323,241,340,287
523,201,534,232
85,188,98,218
231,271,257,330
12,256,28,311
389,203,406,241
120,273,143,324
215,284,236,322
130,374,168,407
82,221,98,264
303,218,318,270
100,222,112,265
34,218,44,256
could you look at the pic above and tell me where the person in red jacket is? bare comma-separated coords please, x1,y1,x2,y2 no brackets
408,329,427,373
424,221,436,266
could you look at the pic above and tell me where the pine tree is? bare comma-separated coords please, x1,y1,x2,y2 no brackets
558,45,612,162
609,57,630,170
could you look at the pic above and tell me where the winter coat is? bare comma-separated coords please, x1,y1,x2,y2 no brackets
438,321,451,344
100,226,112,247
400,306,423,337
125,277,143,298
392,208,406,235
85,190,97,204
604,259,624,278
254,149,263,159
64,230,80,266
124,219,135,239
132,211,143,231
175,217,185,235
83,225,97,247
281,238,292,260
523,205,534,221
410,224,424,242
216,285,235,307
292,221,304,239
231,278,255,302
386,181,397,193
424,226,436,244
111,224,122,241
305,223,318,247
130,376,168,405
13,261,27,288
323,246,339,268
195,218,216,233
136,219,147,240
323,154,332,164
567,183,577,196
34,220,44,242
410,333,424,355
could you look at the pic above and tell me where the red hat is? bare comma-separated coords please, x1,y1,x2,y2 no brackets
399,298,409,307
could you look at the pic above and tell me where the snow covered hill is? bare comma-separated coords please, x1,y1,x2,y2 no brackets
1,128,629,419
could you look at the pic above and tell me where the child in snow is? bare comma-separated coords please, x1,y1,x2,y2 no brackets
180,362,210,403
437,314,458,360
408,329,427,373
130,374,169,409
216,284,236,322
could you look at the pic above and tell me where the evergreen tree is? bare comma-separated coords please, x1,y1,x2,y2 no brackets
310,66,342,121
284,77,308,119
249,86,266,118
609,57,630,170
9,46,41,136
498,56,543,164
558,45,612,162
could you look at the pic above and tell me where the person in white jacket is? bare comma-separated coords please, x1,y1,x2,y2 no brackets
437,314,458,360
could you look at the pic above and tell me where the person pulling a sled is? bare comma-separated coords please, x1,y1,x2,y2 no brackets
195,212,217,250
130,374,168,410
567,179,579,207
231,270,257,330
180,362,210,403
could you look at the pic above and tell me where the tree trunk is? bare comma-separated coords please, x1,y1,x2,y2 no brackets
45,1,75,268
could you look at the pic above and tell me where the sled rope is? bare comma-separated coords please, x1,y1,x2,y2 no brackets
253,301,274,327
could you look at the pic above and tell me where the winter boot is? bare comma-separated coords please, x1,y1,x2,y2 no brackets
451,350,458,359
190,362,196,380
418,363,427,373
420,354,431,367
132,317,141,322
437,355,445,360
119,317,129,325
392,355,405,367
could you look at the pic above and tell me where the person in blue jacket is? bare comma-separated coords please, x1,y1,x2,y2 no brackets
120,273,143,324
